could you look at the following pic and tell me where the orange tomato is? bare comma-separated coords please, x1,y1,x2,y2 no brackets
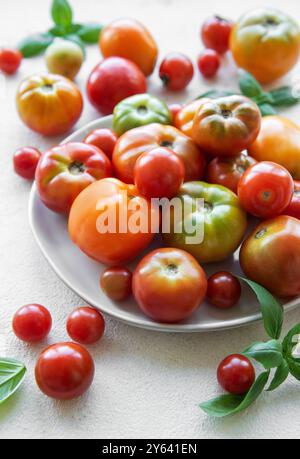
16,74,83,136
68,178,159,265
99,19,158,76
174,98,210,138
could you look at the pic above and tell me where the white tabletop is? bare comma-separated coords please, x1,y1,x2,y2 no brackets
1,0,300,440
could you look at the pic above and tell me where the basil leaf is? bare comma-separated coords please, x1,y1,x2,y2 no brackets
51,0,73,28
65,34,86,57
196,89,236,100
243,340,283,369
77,24,103,43
238,69,264,99
49,25,67,37
258,103,277,116
200,371,269,418
267,360,289,391
0,358,26,404
18,33,53,57
286,358,300,382
239,278,283,339
270,86,300,107
253,92,275,105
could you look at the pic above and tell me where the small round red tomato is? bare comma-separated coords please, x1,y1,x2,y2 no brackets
100,267,132,301
67,307,105,344
0,48,22,74
197,49,220,78
134,147,185,199
84,128,118,159
133,248,207,323
238,161,294,219
13,147,41,180
12,304,52,343
201,16,233,54
159,53,194,91
207,272,241,309
283,181,300,219
87,57,147,115
35,342,94,400
168,103,182,124
217,354,255,395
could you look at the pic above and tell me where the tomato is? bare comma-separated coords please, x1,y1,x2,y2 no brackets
99,18,158,76
87,57,147,115
217,354,255,395
238,161,294,219
84,129,118,159
283,181,300,219
240,216,300,298
159,53,194,91
0,48,22,74
13,147,41,180
35,342,94,400
207,272,241,309
66,307,105,344
68,178,159,265
248,116,300,180
12,304,52,343
197,50,220,79
168,103,182,123
206,151,257,193
113,123,206,184
192,95,261,156
163,181,247,264
230,8,300,83
100,267,132,301
174,98,210,138
36,142,112,214
201,16,233,54
132,248,207,323
134,147,185,199
16,73,83,136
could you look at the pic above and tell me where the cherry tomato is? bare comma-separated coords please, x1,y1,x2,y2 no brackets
0,48,22,74
134,147,185,199
168,103,182,124
12,304,52,343
84,128,118,159
100,267,132,301
35,342,94,400
159,53,194,91
201,16,233,54
238,161,294,219
197,49,220,78
283,181,300,219
217,354,255,395
13,147,41,180
207,272,241,309
67,307,105,344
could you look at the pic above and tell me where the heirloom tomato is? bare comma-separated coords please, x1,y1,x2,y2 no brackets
283,181,300,219
84,128,117,159
174,98,210,138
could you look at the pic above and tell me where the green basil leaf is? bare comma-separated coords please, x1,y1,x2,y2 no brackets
267,360,289,391
253,92,275,105
286,358,300,382
243,340,283,369
0,358,26,404
77,24,103,43
258,103,277,116
18,33,53,57
51,0,73,28
270,86,300,107
200,371,269,418
49,25,67,37
196,89,236,100
238,69,264,99
66,23,83,34
283,322,300,358
239,277,283,339
65,34,86,58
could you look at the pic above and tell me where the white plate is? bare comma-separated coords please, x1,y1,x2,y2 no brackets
29,116,300,333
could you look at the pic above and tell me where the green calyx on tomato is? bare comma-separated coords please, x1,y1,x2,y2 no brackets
113,93,172,136
163,181,247,263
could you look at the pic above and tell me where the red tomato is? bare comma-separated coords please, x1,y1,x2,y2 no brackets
238,161,294,218
13,147,41,180
134,147,185,199
283,181,300,219
217,354,255,395
201,16,233,54
207,272,241,309
12,304,52,343
100,267,132,301
0,48,22,74
133,248,207,323
87,57,147,115
84,128,118,159
35,342,94,400
168,103,183,124
36,142,112,214
197,49,220,78
159,53,194,91
67,307,105,344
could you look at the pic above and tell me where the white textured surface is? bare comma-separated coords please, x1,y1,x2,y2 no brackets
1,0,300,440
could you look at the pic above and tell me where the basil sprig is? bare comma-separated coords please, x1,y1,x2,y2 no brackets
0,358,26,404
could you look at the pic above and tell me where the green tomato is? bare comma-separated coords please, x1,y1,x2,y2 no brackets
113,94,171,136
162,181,247,264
